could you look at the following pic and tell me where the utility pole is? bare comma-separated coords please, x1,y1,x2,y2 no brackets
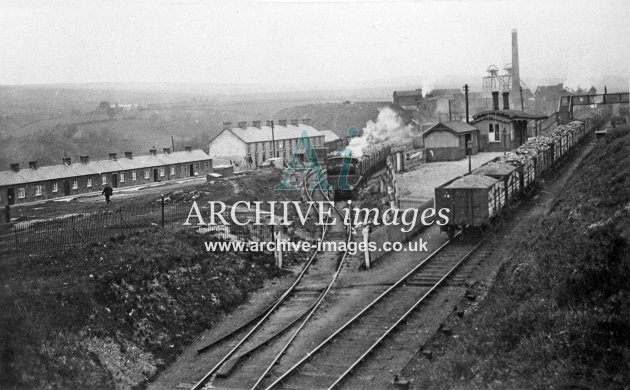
463,84,470,124
519,86,525,112
271,120,276,158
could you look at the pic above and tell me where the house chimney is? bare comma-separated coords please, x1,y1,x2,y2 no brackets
278,119,287,127
163,148,170,154
185,146,192,152
222,121,232,129
80,155,89,164
302,118,311,126
266,120,273,127
10,163,19,172
108,153,117,161
238,121,247,129
124,152,133,159
502,92,510,110
62,157,71,166
28,161,38,170
149,148,157,156
492,91,500,111
291,119,299,126
252,120,261,128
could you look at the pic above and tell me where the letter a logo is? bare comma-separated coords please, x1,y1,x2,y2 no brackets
275,130,332,190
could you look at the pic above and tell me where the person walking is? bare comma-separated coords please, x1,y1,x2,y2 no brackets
102,184,113,204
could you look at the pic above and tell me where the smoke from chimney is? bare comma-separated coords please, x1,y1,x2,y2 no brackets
347,106,414,158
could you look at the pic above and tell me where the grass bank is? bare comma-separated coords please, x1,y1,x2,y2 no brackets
0,226,306,389
409,129,630,388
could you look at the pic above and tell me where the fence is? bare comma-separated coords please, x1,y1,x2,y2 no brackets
0,201,273,263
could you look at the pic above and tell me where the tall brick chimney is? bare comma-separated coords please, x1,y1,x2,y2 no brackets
511,29,520,105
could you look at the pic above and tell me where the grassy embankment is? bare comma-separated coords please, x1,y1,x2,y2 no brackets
411,129,630,388
0,170,312,389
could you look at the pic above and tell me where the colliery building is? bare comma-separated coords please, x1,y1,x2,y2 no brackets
0,148,212,206
208,119,325,168
472,91,546,152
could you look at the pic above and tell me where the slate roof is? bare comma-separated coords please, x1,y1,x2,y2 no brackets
216,124,323,144
393,89,423,97
320,130,341,143
423,121,478,137
472,109,547,122
0,149,210,186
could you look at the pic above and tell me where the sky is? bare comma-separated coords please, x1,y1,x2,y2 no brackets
0,0,628,91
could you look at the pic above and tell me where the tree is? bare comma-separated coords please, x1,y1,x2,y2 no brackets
106,107,116,120
99,101,111,110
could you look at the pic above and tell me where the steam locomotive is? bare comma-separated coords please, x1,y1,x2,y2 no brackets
325,145,391,200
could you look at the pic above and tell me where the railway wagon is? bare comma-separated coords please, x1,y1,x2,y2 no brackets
472,162,520,204
435,174,505,238
499,153,536,190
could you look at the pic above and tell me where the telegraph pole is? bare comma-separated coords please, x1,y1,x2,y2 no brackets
463,84,470,123
271,120,276,158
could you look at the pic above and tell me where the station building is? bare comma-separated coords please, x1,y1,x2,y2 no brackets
422,121,480,162
208,119,325,168
0,148,212,206
472,92,547,152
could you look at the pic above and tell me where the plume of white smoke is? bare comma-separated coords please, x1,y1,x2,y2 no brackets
347,106,414,158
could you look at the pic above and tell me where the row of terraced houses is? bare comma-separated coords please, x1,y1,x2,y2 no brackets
0,147,212,206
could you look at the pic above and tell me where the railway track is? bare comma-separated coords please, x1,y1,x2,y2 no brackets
190,170,352,390
253,231,486,390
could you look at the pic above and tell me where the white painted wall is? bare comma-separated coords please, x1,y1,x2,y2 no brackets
209,130,247,160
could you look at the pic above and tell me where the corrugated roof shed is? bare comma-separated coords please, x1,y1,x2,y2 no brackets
0,149,210,186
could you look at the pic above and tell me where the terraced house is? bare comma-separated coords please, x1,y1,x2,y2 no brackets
0,148,212,206
208,119,325,168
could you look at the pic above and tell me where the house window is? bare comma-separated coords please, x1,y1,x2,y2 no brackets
195,163,200,172
132,171,137,181
18,188,25,199
52,182,58,192
72,179,78,189
144,170,150,179
170,166,175,175
159,168,165,177
87,178,92,187
35,185,43,196
101,175,107,185
120,173,125,183
181,164,186,175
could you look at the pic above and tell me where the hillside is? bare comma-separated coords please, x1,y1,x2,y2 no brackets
406,128,630,388
273,101,391,137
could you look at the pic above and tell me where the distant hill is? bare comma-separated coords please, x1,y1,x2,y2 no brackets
274,101,393,138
